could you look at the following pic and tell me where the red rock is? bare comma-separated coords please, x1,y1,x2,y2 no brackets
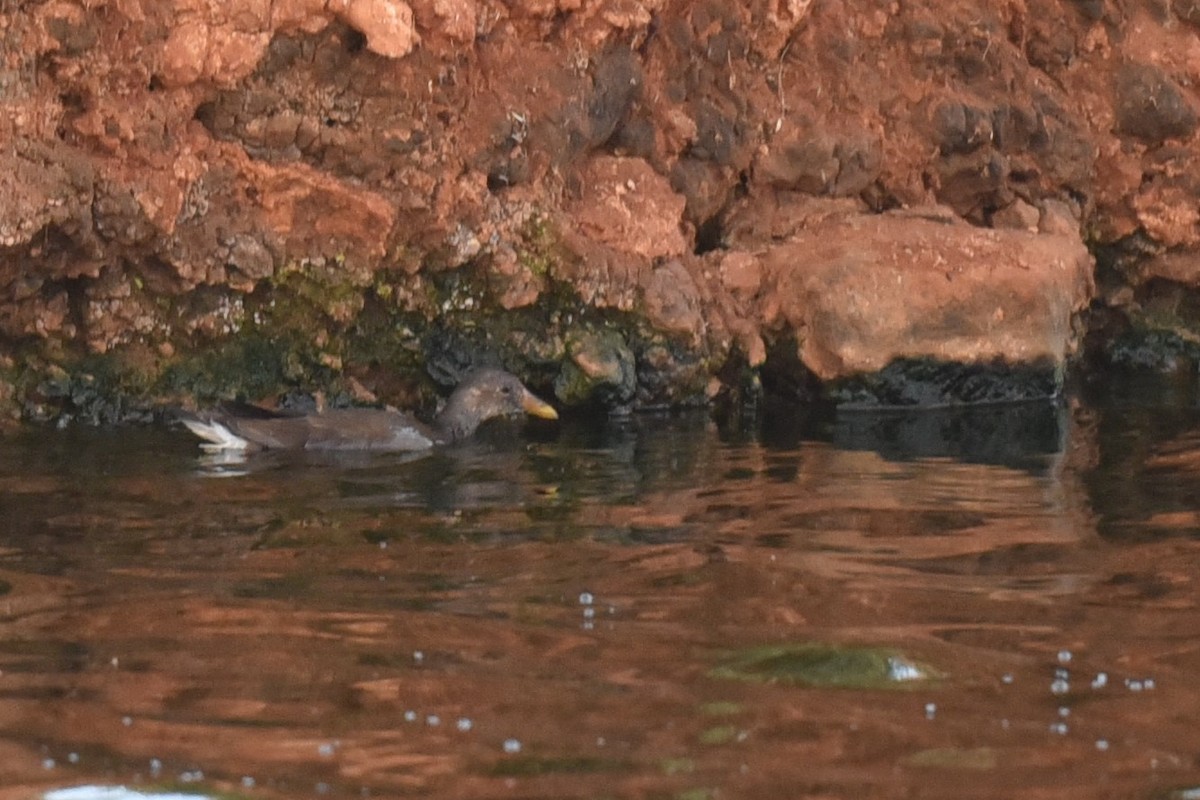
1132,183,1200,249
329,0,418,58
992,199,1041,232
642,259,705,346
718,251,762,297
1133,251,1200,288
568,156,688,261
756,206,1095,380
3,0,1199,411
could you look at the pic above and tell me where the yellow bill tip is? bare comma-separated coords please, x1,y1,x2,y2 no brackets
522,393,559,420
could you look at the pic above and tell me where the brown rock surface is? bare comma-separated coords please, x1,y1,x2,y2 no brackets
744,203,1094,380
4,0,1200,418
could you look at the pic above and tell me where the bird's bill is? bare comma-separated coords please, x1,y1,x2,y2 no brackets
521,392,559,420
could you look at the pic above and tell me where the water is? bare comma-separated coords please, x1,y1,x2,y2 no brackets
2,390,1200,799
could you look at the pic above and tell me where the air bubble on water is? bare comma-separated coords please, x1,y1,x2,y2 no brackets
149,758,162,777
426,715,441,727
242,776,257,788
579,592,594,606
41,758,55,770
1001,673,1014,684
316,782,331,795
1058,706,1071,718
1054,667,1070,680
596,737,606,747
404,710,417,722
457,718,473,732
318,742,336,757
1144,678,1156,690
1049,722,1068,735
67,752,79,764
413,651,424,664
1127,679,1144,692
1095,739,1110,752
1091,672,1108,690
379,540,388,549
1057,650,1072,664
180,769,204,782
503,738,522,754
582,607,596,620
1050,678,1070,695
122,716,133,727
924,703,936,720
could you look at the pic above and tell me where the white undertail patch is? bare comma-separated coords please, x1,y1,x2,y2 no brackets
181,418,252,451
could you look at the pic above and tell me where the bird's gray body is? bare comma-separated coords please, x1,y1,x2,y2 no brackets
181,407,441,452
181,368,557,453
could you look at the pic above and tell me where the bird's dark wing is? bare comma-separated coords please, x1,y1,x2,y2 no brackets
246,408,440,451
216,400,306,420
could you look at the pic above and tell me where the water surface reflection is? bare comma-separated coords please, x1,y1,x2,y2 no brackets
2,396,1200,799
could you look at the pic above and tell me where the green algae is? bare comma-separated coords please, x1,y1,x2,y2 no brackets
903,747,997,770
229,574,316,600
489,755,632,777
516,213,571,279
697,724,740,745
709,643,936,690
160,333,326,400
554,325,637,405
659,757,696,775
675,789,717,800
4,211,719,423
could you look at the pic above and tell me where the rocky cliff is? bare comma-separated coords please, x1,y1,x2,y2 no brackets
1,0,1197,423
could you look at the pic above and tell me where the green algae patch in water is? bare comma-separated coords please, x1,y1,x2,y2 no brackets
698,700,742,716
709,644,936,689
659,757,696,776
488,755,633,777
229,573,315,600
903,747,997,770
697,724,741,745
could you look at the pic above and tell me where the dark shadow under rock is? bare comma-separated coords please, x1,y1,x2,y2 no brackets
827,358,1062,409
829,397,1066,469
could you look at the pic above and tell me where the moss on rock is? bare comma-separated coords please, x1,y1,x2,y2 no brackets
2,212,723,424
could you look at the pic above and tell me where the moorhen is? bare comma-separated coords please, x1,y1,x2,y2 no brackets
181,368,558,452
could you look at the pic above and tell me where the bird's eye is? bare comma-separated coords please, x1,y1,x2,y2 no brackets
500,385,513,395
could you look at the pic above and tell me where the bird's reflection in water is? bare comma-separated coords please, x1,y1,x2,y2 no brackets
190,420,552,515
193,444,434,478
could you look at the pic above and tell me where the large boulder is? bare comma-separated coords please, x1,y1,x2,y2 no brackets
747,204,1094,381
